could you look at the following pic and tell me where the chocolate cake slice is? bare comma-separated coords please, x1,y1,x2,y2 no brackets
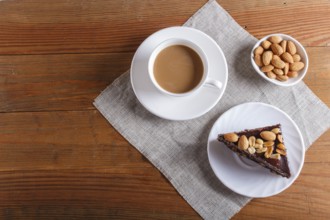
218,124,291,178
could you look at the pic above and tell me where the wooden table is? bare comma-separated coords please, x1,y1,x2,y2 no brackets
1,0,329,219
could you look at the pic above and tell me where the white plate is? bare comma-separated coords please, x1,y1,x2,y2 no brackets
130,26,228,121
207,102,305,198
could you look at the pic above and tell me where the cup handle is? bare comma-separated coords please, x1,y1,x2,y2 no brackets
204,78,222,90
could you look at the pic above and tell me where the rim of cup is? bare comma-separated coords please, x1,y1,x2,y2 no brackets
251,33,309,87
148,38,209,97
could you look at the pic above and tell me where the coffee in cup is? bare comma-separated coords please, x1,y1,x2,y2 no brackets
148,38,222,96
153,45,204,94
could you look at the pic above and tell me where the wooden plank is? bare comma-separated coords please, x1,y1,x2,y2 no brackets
0,110,135,170
0,110,329,219
0,170,199,219
218,0,330,46
0,0,329,55
0,53,133,112
0,47,329,113
304,47,330,107
0,0,206,55
0,110,199,219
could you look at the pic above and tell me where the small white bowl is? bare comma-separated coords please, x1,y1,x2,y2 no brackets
251,33,308,87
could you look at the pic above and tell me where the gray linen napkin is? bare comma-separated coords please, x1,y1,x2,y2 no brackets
94,1,330,219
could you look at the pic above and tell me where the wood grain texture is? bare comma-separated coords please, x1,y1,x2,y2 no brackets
304,47,330,106
0,0,206,55
0,169,199,220
0,110,199,219
219,0,330,47
0,0,329,55
0,0,329,219
0,53,133,112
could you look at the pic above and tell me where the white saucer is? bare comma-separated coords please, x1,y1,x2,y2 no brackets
207,102,305,198
130,27,228,121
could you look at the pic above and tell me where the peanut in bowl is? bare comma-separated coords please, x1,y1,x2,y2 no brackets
251,34,309,87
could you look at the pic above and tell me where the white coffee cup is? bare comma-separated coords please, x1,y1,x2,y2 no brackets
148,38,222,97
